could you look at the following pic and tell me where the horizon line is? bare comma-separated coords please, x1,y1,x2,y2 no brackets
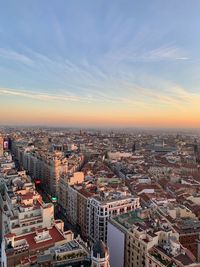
1,123,200,131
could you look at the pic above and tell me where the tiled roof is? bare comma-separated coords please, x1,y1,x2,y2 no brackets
14,226,65,251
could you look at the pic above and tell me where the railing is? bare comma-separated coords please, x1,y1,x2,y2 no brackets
20,214,42,222
52,255,89,266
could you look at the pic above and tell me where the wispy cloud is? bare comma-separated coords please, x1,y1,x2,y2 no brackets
0,88,84,102
0,87,138,105
104,43,189,64
168,86,200,105
1,81,199,114
0,86,157,109
0,45,193,111
138,44,188,62
176,57,189,60
0,48,34,65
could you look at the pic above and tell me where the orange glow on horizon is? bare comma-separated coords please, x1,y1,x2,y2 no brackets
1,96,200,128
1,110,200,128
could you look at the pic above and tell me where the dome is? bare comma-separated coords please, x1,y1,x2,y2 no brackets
92,240,108,258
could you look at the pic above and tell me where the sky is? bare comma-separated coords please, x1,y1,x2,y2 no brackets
0,0,200,128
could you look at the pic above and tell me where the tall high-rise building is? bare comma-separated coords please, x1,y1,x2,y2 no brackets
0,134,4,157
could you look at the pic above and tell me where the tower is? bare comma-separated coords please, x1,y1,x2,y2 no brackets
0,134,4,157
91,240,110,267
197,233,200,262
132,143,136,153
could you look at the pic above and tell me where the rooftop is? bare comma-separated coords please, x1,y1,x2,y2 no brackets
113,209,145,229
13,225,66,251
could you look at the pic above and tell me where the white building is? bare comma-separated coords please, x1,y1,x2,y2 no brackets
0,172,54,239
88,196,140,243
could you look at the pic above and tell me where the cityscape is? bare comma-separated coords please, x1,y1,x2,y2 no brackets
1,1,200,267
1,127,200,267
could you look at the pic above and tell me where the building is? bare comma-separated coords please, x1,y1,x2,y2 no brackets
12,138,84,197
59,177,140,244
0,134,4,157
0,171,54,239
173,219,200,260
107,208,197,267
91,240,110,267
0,153,94,267
88,195,140,243
58,172,85,213
1,221,74,267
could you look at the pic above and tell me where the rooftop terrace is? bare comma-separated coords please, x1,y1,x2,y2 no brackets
113,209,145,229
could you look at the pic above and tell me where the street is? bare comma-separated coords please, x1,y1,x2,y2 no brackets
36,185,79,236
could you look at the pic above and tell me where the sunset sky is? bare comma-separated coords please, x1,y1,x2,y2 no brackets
0,0,200,128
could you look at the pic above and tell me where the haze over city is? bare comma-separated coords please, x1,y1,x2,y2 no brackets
0,0,200,128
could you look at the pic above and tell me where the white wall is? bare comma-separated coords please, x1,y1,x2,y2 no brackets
107,222,125,267
1,239,7,267
42,204,54,228
108,152,132,160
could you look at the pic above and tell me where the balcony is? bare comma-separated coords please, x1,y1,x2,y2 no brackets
20,214,42,223
14,240,29,254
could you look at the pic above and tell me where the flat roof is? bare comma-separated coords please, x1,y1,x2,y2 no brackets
113,210,144,229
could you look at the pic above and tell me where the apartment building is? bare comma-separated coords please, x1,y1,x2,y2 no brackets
12,141,68,196
88,195,140,243
0,153,104,267
1,221,74,267
108,208,197,267
59,177,140,244
58,172,84,212
12,139,85,197
0,171,54,240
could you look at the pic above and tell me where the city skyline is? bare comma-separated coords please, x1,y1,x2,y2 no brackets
0,0,200,127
